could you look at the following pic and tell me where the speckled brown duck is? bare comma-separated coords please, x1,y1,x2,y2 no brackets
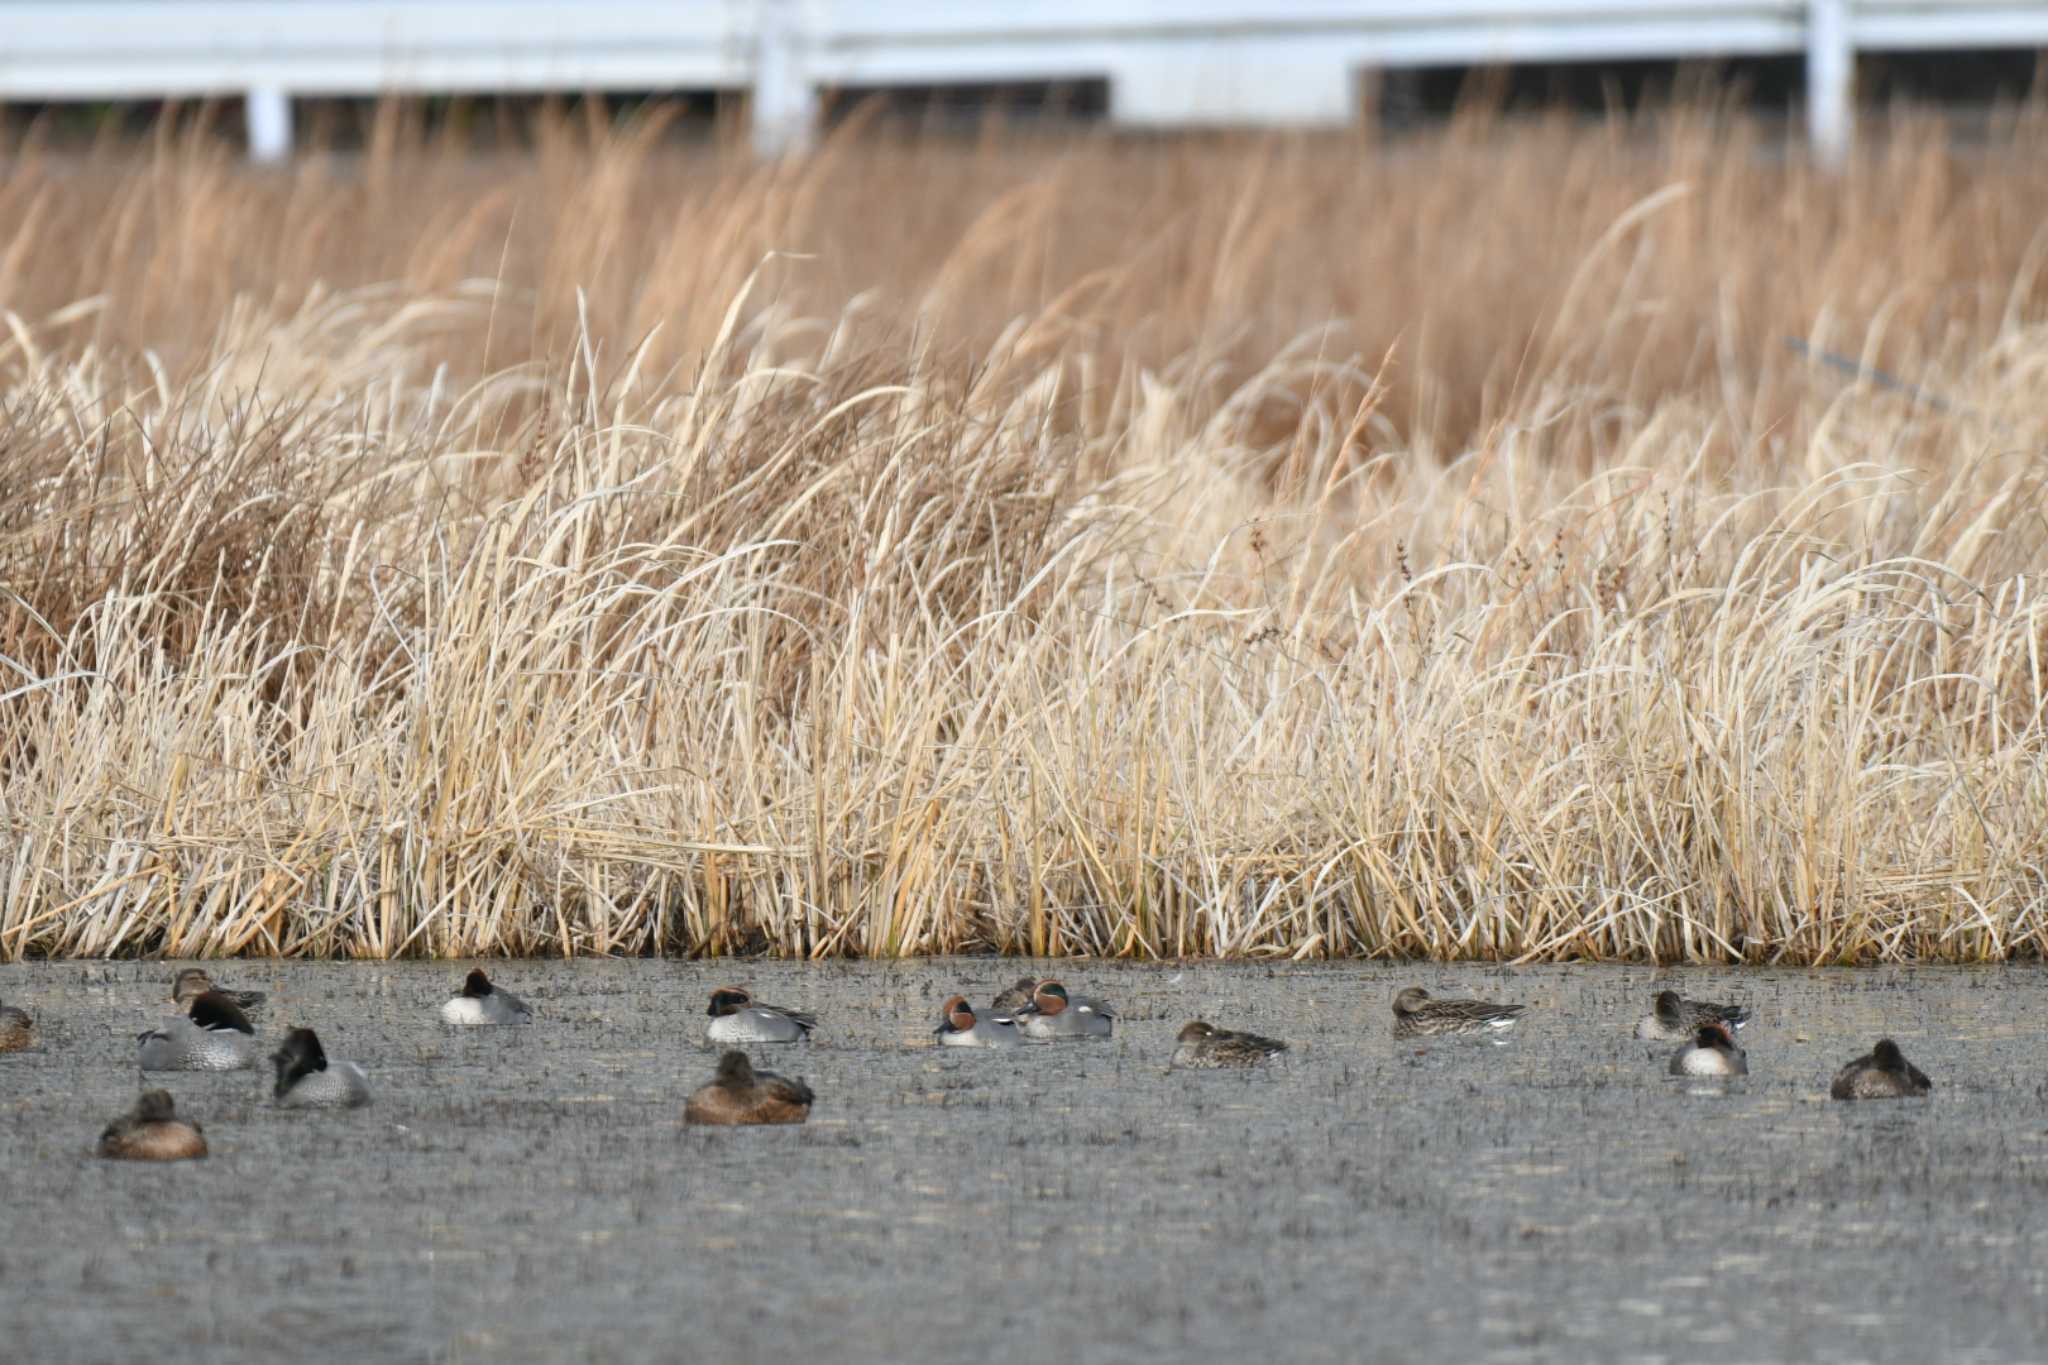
1391,986,1526,1039
169,968,265,1013
1635,989,1751,1042
1172,1020,1287,1068
0,998,33,1052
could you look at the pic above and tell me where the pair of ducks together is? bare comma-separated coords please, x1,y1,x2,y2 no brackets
1641,988,1934,1100
101,967,535,1160
933,977,1115,1047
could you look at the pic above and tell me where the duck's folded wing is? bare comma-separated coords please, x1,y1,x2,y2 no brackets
1688,999,1749,1027
1441,999,1525,1022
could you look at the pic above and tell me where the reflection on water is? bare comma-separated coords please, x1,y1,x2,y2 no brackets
0,959,2044,1363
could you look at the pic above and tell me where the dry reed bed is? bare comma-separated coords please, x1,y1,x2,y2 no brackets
3,108,2048,962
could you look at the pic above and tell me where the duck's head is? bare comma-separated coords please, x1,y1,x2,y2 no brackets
713,1050,755,1088
707,987,753,1019
270,1028,329,1097
133,1089,179,1122
1392,987,1432,1014
935,994,975,1034
1031,981,1070,1017
1177,1021,1218,1044
170,968,215,1005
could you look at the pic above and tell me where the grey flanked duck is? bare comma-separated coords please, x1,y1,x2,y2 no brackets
440,969,533,1026
271,1027,372,1108
98,1090,207,1161
1635,989,1751,1042
993,976,1115,1018
1830,1039,1932,1100
1172,1020,1288,1068
684,1051,813,1126
1391,986,1527,1040
1014,981,1114,1041
138,991,259,1071
1669,1021,1748,1077
704,986,815,1044
934,995,1024,1049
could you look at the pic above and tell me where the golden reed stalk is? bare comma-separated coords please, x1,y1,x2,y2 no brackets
2,101,2045,962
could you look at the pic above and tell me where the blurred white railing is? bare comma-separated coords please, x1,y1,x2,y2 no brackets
0,1,2044,162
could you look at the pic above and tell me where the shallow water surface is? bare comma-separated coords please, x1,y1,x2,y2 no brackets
2,960,2045,1363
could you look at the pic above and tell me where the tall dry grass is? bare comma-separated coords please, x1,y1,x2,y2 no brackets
4,103,2048,962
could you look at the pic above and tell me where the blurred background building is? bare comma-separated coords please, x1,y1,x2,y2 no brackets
3,1,2046,162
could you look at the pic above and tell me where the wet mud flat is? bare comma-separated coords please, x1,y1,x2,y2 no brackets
3,959,2046,1364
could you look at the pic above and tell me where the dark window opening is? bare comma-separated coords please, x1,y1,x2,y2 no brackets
0,91,741,153
1858,49,2045,104
821,79,1110,134
1373,56,1805,130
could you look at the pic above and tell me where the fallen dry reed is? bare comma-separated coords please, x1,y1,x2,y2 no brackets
3,101,2048,962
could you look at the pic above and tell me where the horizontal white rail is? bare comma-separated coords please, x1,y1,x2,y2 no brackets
0,1,2040,161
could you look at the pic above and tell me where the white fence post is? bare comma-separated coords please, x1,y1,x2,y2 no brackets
1807,0,1852,167
245,86,293,162
753,0,816,158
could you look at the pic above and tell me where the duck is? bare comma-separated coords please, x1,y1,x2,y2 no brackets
1391,986,1527,1039
169,967,266,1013
683,1050,813,1126
1634,989,1751,1041
439,969,533,1026
933,995,1024,1048
0,997,33,1052
705,986,815,1044
991,975,1116,1017
1014,980,1113,1040
1172,1020,1288,1068
1830,1038,1933,1100
98,1090,207,1161
1668,1020,1748,1076
138,990,258,1071
990,976,1043,1013
271,1027,371,1108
